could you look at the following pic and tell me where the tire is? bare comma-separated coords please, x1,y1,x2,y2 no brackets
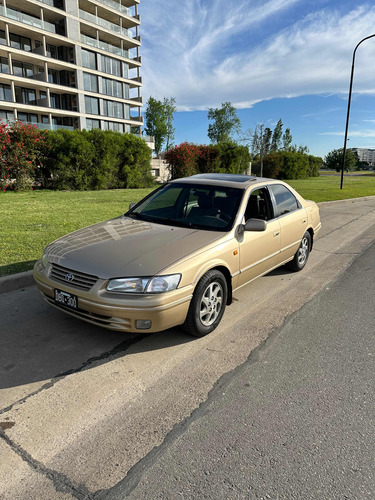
183,270,228,337
287,231,311,272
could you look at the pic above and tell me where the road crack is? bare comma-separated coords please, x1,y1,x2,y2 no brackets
0,428,93,499
0,334,150,416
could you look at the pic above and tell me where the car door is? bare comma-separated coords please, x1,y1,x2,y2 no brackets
237,187,281,287
268,184,308,264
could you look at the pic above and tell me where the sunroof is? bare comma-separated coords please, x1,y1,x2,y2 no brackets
191,174,256,183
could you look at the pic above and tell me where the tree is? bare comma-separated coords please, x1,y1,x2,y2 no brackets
164,97,176,151
246,123,271,177
207,101,241,143
282,128,293,151
324,148,357,172
144,96,176,156
271,119,283,151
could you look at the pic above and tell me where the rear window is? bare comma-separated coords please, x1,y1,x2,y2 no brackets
269,184,299,217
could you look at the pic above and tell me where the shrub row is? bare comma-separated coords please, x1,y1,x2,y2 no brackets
252,151,322,179
0,123,154,191
164,141,251,179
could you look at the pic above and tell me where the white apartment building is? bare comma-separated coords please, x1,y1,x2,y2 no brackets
349,148,375,166
0,0,143,134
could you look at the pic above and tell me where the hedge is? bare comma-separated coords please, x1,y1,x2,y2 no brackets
0,123,154,191
165,141,251,179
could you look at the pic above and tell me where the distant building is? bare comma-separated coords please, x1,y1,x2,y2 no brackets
349,148,375,166
0,0,144,135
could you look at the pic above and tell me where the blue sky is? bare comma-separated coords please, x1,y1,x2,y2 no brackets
140,1,375,159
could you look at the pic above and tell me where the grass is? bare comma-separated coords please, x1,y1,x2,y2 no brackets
1,175,374,277
286,175,375,203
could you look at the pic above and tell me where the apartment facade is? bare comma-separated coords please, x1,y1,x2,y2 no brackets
349,148,375,166
0,0,143,134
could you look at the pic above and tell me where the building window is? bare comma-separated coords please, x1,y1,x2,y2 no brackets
0,30,6,46
0,84,12,102
0,57,10,74
100,55,121,76
123,63,129,79
39,91,48,107
48,68,58,84
101,99,123,119
46,43,57,59
102,120,124,133
50,93,60,109
0,109,14,121
10,33,31,52
83,72,98,92
12,60,34,78
101,77,123,98
15,87,36,105
86,118,100,130
85,96,99,115
18,113,38,123
82,49,97,70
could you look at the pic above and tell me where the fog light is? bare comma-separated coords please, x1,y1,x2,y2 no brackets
135,319,152,330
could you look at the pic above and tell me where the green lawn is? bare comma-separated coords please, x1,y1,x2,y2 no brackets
1,175,374,277
286,175,375,203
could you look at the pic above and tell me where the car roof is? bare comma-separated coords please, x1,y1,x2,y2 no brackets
169,173,277,190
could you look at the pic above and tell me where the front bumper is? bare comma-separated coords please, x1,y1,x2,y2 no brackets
33,261,192,333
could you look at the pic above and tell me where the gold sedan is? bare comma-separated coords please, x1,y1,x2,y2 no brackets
34,174,321,337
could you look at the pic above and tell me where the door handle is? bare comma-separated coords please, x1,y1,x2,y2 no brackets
273,231,280,237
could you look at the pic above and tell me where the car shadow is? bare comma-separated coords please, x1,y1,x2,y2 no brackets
0,286,195,392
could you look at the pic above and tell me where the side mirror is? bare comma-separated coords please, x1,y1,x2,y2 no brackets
244,218,267,232
129,202,137,210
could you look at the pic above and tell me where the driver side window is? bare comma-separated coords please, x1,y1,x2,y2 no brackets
244,188,272,221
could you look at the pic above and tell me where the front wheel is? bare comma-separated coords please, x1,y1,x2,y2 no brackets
183,270,228,337
287,231,311,272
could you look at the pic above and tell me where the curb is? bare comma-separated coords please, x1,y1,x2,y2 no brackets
0,270,34,295
1,196,375,295
317,195,375,206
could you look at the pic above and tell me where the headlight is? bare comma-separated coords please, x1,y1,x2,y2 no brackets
41,253,48,268
106,274,181,294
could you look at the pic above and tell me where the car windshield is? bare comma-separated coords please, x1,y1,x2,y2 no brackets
127,183,244,231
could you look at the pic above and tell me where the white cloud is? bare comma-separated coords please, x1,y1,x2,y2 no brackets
140,2,375,111
321,130,375,138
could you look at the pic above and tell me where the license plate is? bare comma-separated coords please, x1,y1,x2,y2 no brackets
54,289,78,310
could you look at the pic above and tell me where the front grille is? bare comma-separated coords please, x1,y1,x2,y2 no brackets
44,295,132,331
50,264,98,291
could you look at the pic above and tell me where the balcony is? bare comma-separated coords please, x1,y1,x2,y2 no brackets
95,0,129,15
37,0,65,10
81,34,129,58
0,6,56,33
79,9,130,38
21,120,74,131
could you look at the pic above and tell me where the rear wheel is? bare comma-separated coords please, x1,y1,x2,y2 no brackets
287,231,311,272
183,270,227,337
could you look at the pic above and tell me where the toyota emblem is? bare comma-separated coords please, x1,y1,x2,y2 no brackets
65,273,75,282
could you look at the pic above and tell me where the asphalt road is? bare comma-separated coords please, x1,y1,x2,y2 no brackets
0,197,374,499
108,236,375,500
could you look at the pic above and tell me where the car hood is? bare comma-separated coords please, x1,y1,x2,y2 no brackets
45,216,223,279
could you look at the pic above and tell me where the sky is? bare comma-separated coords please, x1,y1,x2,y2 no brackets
139,1,375,159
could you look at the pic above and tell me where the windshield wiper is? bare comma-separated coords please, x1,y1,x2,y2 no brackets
126,212,156,222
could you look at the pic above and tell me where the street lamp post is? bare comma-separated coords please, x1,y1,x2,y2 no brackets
341,33,375,189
